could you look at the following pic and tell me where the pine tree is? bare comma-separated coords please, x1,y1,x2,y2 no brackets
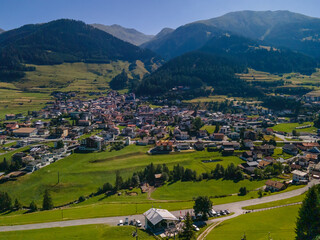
29,201,38,212
296,185,320,240
179,212,195,240
14,198,22,210
42,189,54,210
0,192,12,211
114,171,123,191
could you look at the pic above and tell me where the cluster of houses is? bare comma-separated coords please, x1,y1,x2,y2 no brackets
0,91,319,187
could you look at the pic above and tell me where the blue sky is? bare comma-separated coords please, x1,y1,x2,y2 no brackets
1,0,319,34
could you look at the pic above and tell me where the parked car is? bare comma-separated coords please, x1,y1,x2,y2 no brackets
118,220,123,226
220,210,226,215
193,224,200,231
124,217,129,225
225,210,230,214
136,220,142,227
129,220,134,225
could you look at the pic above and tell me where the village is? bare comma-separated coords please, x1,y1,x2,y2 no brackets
0,91,319,197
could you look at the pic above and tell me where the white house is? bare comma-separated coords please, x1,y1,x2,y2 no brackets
292,170,309,183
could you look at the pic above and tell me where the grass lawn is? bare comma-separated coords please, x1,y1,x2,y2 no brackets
151,179,265,201
0,225,154,240
272,122,317,134
207,205,300,240
263,135,283,142
200,125,216,134
272,148,292,160
0,146,245,206
242,192,305,210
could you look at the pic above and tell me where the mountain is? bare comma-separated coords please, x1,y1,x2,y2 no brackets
141,23,223,59
0,28,4,34
262,18,320,58
0,19,162,81
142,10,320,59
133,51,260,98
91,24,154,46
199,10,313,41
200,34,317,75
152,28,174,41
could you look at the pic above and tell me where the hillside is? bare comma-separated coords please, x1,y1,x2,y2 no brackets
91,23,154,46
0,19,162,82
199,10,313,40
200,34,317,75
151,27,174,41
141,10,320,59
141,23,223,59
133,51,261,98
0,28,4,34
263,18,320,58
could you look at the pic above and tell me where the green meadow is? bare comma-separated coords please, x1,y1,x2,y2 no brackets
0,225,154,240
272,122,317,134
0,145,249,206
208,205,300,240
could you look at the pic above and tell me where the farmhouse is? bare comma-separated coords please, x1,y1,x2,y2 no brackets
265,180,285,192
144,208,178,233
13,128,37,137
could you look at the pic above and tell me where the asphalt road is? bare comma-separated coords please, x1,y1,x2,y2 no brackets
0,179,317,233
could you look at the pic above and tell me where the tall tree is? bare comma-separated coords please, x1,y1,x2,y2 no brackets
193,196,213,220
29,201,38,212
296,185,320,240
179,212,195,240
14,198,22,210
42,189,54,210
0,192,12,211
114,171,124,191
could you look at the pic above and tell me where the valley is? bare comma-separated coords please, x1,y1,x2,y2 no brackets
0,7,320,240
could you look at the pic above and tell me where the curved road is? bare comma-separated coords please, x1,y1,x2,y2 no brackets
0,180,318,233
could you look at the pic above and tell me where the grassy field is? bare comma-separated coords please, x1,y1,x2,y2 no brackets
272,122,317,134
0,185,303,226
0,83,51,118
0,145,247,206
200,125,216,134
272,148,292,159
242,193,305,210
151,179,265,201
0,225,154,240
207,205,300,240
22,61,147,92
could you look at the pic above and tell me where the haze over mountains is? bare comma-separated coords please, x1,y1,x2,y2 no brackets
91,24,154,46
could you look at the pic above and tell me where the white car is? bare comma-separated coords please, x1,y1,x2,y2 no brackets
193,224,200,231
118,220,123,226
136,220,142,227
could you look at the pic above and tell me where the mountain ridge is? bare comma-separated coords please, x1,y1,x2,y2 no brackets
91,23,154,46
142,10,320,59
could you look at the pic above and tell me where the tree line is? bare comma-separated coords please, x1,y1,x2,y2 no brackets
97,162,245,196
0,189,53,213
